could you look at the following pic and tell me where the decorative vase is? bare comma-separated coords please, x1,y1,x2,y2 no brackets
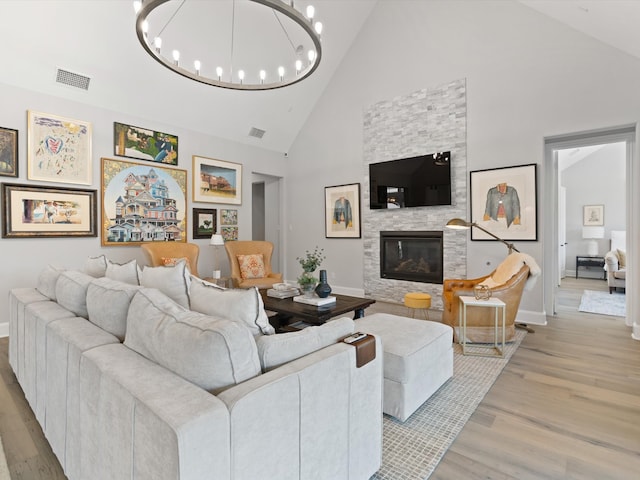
299,271,317,298
315,269,332,298
300,283,316,298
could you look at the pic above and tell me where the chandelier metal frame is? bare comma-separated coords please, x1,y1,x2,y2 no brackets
135,0,323,91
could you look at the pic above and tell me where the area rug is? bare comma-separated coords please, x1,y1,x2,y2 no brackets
578,289,626,317
0,436,9,480
373,329,526,480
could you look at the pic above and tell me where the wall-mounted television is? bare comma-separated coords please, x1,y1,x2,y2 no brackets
369,151,452,209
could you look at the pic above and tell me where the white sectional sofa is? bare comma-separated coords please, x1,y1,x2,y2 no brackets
9,257,383,480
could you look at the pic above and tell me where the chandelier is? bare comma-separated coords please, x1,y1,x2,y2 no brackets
134,0,323,91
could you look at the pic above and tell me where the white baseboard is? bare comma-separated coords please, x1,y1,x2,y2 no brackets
0,322,8,338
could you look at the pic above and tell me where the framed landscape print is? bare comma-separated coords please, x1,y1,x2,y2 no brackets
469,163,538,241
2,183,97,238
583,205,604,226
324,183,361,238
193,208,216,239
101,157,187,246
27,110,92,185
192,155,242,205
0,126,18,177
113,122,178,166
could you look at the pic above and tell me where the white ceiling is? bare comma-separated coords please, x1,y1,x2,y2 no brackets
1,1,638,155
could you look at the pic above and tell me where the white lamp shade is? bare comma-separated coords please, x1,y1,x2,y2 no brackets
582,226,605,239
210,234,224,246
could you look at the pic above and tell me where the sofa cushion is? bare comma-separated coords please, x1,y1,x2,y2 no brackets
124,288,261,394
140,260,191,308
37,264,66,301
189,277,274,336
86,277,141,341
105,259,140,285
617,249,626,268
237,253,265,279
55,270,95,318
82,255,108,278
614,269,626,280
255,317,355,371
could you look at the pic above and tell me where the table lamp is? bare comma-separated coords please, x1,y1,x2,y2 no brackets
209,233,225,278
582,226,605,256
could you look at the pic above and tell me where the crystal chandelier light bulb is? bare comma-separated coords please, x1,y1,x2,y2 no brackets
153,37,162,53
315,22,323,35
194,60,201,74
133,1,142,14
142,20,149,36
259,70,266,84
306,5,315,20
172,50,180,65
295,59,302,73
216,67,223,80
308,50,315,63
278,66,285,80
238,70,245,83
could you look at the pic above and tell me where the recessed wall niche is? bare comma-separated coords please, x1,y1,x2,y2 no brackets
362,79,467,308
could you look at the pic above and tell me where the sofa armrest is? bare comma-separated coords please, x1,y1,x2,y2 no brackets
218,339,383,480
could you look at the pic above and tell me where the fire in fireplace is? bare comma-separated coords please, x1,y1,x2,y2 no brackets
380,231,443,284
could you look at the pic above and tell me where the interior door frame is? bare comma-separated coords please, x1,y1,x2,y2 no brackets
543,124,635,323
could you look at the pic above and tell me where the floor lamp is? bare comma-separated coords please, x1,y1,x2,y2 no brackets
445,218,534,333
209,233,225,279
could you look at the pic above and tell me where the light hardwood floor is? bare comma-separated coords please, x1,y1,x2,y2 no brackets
1,277,638,479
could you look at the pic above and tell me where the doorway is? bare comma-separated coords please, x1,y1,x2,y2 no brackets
544,125,634,320
251,172,283,274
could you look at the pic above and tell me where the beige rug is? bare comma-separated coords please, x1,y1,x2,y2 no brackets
373,329,526,479
0,436,10,480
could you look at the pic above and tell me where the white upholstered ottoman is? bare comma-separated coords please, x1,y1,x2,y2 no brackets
355,313,453,422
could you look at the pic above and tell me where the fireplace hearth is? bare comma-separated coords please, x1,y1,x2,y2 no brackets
380,231,443,284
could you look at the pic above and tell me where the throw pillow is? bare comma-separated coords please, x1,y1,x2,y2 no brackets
237,253,266,279
139,259,191,308
617,249,626,268
124,288,261,394
55,270,95,318
190,276,275,336
105,259,140,285
36,264,66,300
161,256,189,268
86,277,141,341
82,255,108,278
255,317,355,371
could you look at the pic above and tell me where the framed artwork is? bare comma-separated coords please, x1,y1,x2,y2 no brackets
113,122,178,166
583,205,604,226
324,183,361,238
193,208,217,239
220,209,238,225
27,110,92,185
470,163,538,241
221,226,238,241
0,126,18,177
1,183,97,238
101,157,187,246
192,155,242,205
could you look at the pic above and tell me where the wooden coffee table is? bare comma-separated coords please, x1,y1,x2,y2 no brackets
261,291,376,331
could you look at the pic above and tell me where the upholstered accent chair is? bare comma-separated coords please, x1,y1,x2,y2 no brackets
140,242,200,277
442,252,540,343
604,230,626,293
224,240,283,289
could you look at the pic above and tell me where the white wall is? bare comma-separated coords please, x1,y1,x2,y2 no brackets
284,0,640,320
0,82,286,335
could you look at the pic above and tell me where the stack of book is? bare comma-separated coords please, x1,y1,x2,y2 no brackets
266,287,300,299
293,295,337,307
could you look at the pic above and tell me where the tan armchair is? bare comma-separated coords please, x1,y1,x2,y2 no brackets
442,253,540,343
225,240,283,289
141,242,200,277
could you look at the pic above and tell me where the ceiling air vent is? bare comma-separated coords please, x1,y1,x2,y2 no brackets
56,68,91,90
248,127,266,139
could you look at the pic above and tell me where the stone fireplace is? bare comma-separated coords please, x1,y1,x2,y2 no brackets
380,231,443,284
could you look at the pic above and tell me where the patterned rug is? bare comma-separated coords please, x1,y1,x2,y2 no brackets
373,329,526,479
578,289,626,317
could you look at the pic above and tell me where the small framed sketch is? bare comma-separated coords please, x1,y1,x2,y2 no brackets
324,183,361,238
2,183,97,238
220,209,237,225
221,226,238,241
27,110,92,185
583,205,604,226
0,126,18,177
193,208,217,239
193,155,242,205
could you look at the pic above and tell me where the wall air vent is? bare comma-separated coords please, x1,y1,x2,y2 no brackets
248,127,266,139
56,68,91,90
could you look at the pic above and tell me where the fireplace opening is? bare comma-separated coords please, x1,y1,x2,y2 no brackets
380,231,443,284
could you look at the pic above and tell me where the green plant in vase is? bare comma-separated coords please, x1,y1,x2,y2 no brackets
296,246,325,297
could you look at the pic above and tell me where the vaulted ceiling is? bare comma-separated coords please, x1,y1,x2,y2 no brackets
1,1,637,155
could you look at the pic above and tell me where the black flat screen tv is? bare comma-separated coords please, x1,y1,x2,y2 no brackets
369,151,452,209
